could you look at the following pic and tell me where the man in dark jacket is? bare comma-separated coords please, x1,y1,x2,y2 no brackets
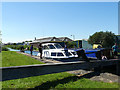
38,43,42,59
30,45,33,56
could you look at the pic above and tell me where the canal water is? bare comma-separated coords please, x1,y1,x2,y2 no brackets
8,48,39,56
24,51,39,56
8,48,20,52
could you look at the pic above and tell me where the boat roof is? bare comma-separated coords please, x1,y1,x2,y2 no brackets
42,43,58,45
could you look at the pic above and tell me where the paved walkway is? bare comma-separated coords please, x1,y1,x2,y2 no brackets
16,51,62,63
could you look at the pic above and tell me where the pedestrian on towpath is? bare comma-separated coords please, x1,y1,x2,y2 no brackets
38,43,43,59
64,43,69,56
20,46,24,53
30,45,33,56
112,43,118,58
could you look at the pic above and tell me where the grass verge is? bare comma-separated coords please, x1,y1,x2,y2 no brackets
2,51,44,67
2,72,119,89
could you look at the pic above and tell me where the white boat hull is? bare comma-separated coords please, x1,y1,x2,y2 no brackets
37,43,78,59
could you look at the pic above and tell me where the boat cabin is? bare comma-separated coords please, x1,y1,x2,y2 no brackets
37,43,78,59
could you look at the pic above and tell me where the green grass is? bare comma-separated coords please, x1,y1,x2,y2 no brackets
2,73,119,89
0,52,2,67
1,51,119,89
2,72,74,88
54,78,119,88
2,51,44,67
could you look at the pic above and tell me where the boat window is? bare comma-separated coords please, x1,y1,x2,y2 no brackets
71,52,76,55
57,53,64,56
68,52,72,56
43,45,49,50
48,45,56,49
64,52,69,56
54,43,63,49
51,53,56,56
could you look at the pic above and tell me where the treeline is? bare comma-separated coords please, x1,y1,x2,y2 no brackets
5,45,38,50
5,42,77,50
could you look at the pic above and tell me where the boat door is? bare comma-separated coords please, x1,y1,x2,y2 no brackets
43,45,50,58
44,50,50,58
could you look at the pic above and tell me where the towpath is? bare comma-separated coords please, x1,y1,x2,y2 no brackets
16,51,62,63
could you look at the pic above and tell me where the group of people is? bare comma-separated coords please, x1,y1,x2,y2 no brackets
30,43,42,59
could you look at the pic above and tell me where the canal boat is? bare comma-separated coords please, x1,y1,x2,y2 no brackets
37,43,78,59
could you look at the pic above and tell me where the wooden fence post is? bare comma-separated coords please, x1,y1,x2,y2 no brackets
116,60,120,76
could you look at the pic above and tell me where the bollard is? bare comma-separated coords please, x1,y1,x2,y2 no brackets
116,61,120,76
96,51,102,60
76,49,89,62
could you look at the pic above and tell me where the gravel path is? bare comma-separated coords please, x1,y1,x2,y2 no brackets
68,69,120,83
90,73,120,83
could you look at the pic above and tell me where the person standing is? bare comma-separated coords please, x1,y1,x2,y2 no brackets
64,43,69,56
20,46,24,53
30,45,33,56
38,43,42,59
112,43,118,57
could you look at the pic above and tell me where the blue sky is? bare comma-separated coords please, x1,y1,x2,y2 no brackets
2,2,118,43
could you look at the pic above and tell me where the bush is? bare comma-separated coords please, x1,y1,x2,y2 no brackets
2,46,9,51
88,31,115,48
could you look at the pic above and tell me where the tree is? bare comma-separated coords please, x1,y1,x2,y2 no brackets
88,31,115,48
13,43,16,45
65,41,77,48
